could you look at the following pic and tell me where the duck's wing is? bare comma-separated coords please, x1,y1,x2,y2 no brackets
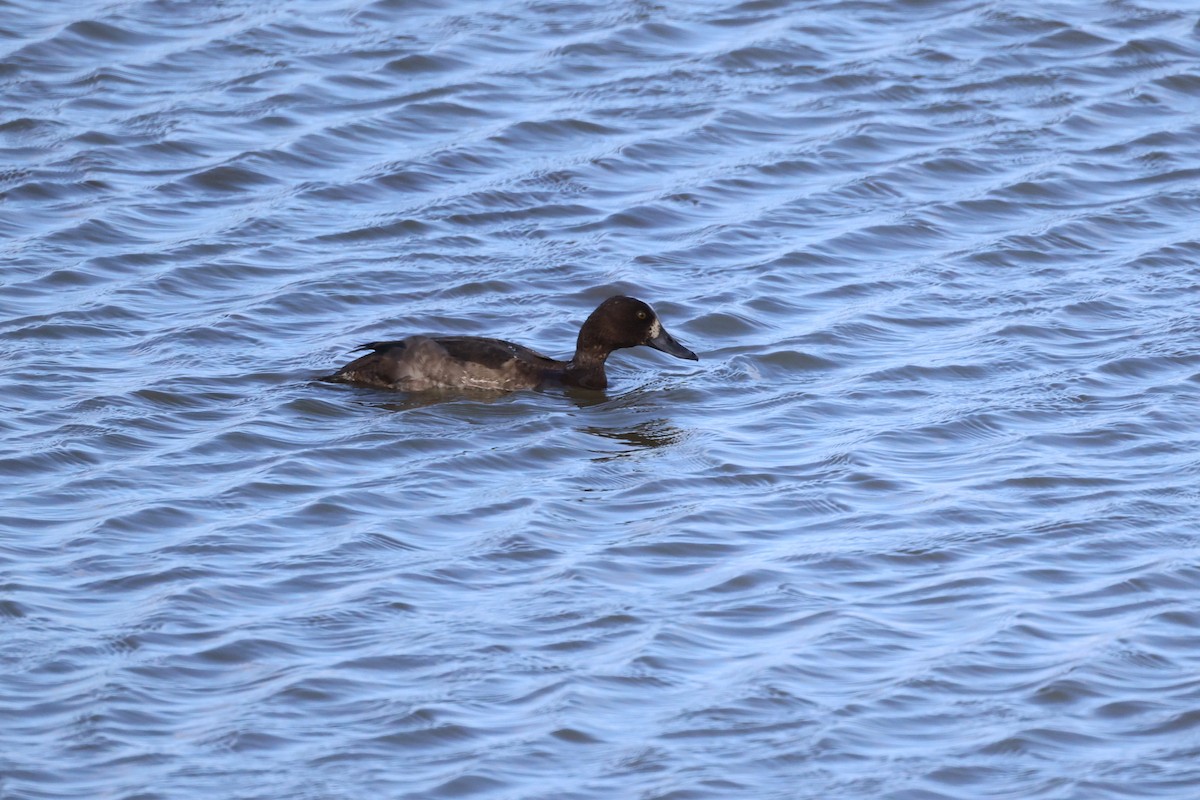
430,336,559,369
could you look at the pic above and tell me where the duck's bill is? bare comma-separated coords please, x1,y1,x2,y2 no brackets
647,326,699,361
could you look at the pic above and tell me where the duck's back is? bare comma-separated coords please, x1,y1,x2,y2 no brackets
329,335,562,391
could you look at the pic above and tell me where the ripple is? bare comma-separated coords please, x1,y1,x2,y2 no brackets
4,0,1200,798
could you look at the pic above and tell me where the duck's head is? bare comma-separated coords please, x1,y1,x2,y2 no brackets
578,296,698,361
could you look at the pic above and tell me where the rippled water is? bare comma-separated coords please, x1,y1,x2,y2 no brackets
4,0,1200,797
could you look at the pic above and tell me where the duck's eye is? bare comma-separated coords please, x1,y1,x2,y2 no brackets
637,311,647,320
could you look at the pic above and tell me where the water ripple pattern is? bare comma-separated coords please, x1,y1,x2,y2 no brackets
3,0,1200,797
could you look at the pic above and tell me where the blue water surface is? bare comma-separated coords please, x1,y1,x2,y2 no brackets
3,0,1200,797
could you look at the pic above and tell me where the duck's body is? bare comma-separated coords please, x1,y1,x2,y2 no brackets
332,335,569,391
327,295,697,392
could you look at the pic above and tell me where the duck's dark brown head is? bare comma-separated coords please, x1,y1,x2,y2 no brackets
575,296,698,363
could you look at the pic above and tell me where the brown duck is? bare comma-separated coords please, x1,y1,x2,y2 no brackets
326,295,698,391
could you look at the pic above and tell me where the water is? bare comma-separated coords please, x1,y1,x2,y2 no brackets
4,0,1200,797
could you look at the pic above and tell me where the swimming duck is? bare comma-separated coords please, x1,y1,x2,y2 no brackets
326,295,698,391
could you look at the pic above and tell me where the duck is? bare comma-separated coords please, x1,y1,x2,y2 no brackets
325,295,698,391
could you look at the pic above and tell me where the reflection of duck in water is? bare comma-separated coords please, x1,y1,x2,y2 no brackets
584,417,688,461
327,296,698,392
